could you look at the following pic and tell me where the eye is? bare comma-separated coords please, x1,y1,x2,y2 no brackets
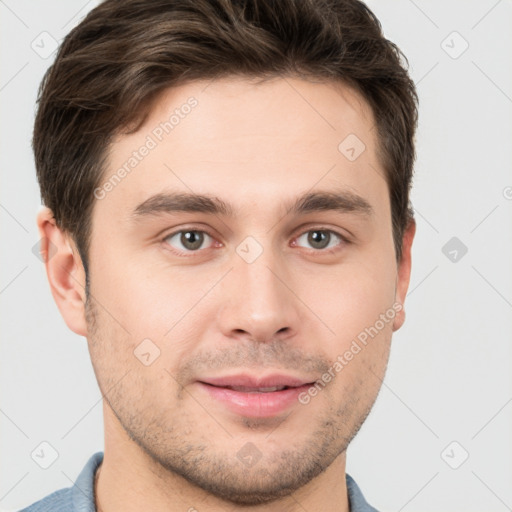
163,230,215,253
294,229,346,251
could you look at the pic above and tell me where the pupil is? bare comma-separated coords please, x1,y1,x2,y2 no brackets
182,231,203,250
308,230,329,249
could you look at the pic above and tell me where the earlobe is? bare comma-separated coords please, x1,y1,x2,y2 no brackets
36,207,88,337
392,218,416,332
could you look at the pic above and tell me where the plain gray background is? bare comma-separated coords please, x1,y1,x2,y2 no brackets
1,1,511,511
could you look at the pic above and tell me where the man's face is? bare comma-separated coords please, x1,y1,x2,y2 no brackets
84,76,411,504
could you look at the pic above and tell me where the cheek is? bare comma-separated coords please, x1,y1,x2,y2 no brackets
90,245,213,340
311,267,395,405
302,256,397,343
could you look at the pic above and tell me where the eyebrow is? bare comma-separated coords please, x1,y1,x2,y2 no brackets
131,189,374,221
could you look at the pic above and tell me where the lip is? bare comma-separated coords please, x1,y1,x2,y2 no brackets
196,373,316,418
200,373,311,389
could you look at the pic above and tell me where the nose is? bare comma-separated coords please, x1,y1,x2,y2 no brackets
216,246,301,344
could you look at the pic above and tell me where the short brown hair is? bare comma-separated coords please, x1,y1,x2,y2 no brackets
33,0,418,275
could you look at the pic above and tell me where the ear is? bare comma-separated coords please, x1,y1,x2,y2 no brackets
36,207,88,337
392,218,416,332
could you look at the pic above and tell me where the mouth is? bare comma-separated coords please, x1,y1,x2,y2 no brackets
207,384,295,393
196,374,316,418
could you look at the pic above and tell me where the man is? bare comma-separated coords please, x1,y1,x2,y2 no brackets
22,0,418,510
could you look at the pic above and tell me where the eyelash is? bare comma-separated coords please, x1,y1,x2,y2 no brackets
161,226,350,256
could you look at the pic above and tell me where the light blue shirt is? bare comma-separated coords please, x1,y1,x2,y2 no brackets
19,452,380,511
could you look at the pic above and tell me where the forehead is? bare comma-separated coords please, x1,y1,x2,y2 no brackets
98,75,386,221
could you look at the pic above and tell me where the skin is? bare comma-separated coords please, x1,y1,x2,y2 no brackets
38,75,415,512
